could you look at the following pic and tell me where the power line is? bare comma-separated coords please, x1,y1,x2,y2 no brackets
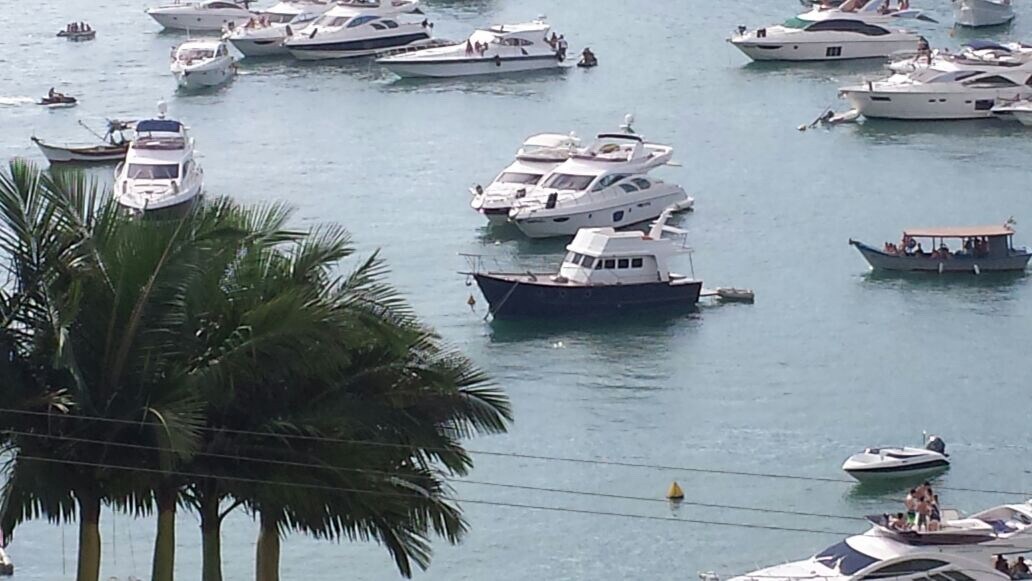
11,453,858,538
3,429,865,522
2,408,1029,498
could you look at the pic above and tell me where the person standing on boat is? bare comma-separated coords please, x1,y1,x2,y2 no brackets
1012,557,1032,580
557,35,568,61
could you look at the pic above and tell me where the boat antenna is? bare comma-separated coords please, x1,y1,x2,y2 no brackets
620,113,635,134
157,100,168,119
648,207,674,240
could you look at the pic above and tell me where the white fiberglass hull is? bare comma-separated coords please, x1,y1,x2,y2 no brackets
730,36,919,61
147,9,252,32
228,35,289,56
382,55,565,78
843,86,1032,119
286,32,432,61
1011,110,1032,125
954,0,1015,27
173,59,235,89
511,193,691,239
116,181,203,213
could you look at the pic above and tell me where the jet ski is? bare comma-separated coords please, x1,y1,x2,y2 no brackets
39,94,77,108
842,434,949,481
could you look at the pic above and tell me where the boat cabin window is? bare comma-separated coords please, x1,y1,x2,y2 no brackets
804,19,890,36
815,542,878,575
632,178,651,190
501,37,533,46
498,172,542,185
265,12,294,24
347,15,379,28
603,259,616,269
314,15,349,27
207,1,243,8
617,259,629,269
127,163,180,180
618,183,639,193
631,258,643,268
939,572,975,581
860,559,949,579
541,173,594,191
177,47,216,61
591,173,630,192
962,75,1020,88
371,22,386,29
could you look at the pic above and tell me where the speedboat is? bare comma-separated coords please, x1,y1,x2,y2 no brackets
114,108,203,214
888,40,1032,73
31,119,134,164
467,208,702,319
865,501,1032,548
721,529,1011,581
377,20,568,78
470,132,580,224
284,0,431,61
849,222,1032,273
728,18,922,61
992,98,1032,124
954,0,1015,27
147,0,254,31
223,1,330,56
170,39,236,89
508,121,691,239
795,0,935,25
839,64,1032,120
841,435,948,481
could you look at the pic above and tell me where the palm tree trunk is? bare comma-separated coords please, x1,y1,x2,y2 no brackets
200,492,223,581
76,492,101,581
255,510,280,581
152,483,177,581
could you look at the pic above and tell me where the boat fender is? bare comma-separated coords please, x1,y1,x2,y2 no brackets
757,28,766,38
309,28,317,39
545,192,558,209
973,264,980,275
494,54,502,67
938,262,944,275
667,481,685,501
515,188,526,199
285,24,292,36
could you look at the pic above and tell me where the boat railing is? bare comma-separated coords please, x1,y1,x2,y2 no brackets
374,38,457,58
459,252,555,276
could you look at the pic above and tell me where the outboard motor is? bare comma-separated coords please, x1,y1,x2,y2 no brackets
545,192,558,209
925,435,946,455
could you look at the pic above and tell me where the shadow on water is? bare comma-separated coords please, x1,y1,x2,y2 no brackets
485,306,698,345
850,118,1029,145
380,68,568,96
845,469,950,503
861,268,1028,291
950,21,1015,41
737,58,888,82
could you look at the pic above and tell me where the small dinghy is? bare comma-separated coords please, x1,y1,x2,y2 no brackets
842,434,949,481
32,119,134,164
57,29,96,41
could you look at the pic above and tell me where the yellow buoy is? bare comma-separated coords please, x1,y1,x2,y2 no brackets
666,481,685,501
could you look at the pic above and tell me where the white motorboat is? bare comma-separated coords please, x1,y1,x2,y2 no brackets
840,64,1032,119
147,0,253,32
888,40,1032,73
992,98,1032,123
114,108,203,213
171,39,236,89
508,121,691,239
470,132,580,224
954,0,1015,27
377,20,568,78
796,0,935,25
842,435,948,481
865,500,1032,548
729,18,921,61
224,1,330,56
31,120,134,164
284,0,431,61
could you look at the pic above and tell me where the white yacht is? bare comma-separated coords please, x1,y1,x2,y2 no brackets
377,20,568,78
114,108,203,213
729,18,921,61
888,40,1032,73
147,0,253,32
283,0,430,60
840,64,1032,119
508,124,691,239
842,435,948,481
224,1,330,57
954,0,1016,27
470,132,580,224
795,0,932,25
170,39,236,89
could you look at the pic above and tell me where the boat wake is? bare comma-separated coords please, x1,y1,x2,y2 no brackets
0,96,36,106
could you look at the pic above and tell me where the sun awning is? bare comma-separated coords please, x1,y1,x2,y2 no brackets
904,225,1015,238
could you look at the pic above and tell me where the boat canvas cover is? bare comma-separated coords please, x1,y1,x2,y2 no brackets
903,225,1014,238
964,40,1011,52
136,119,183,133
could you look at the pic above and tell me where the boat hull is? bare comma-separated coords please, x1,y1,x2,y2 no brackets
147,9,251,32
381,55,564,78
730,38,919,62
851,240,1032,272
842,87,1032,120
173,61,235,89
31,138,127,164
287,32,431,60
953,0,1015,27
1013,110,1032,126
115,182,203,213
845,459,949,481
474,274,702,319
228,36,289,56
511,192,691,239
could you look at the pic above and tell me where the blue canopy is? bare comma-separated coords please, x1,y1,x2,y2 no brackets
963,40,1010,52
136,119,182,133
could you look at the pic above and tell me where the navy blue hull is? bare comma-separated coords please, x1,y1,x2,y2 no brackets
289,32,430,54
474,274,702,319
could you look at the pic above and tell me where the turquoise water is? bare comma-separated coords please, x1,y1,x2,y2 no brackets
4,0,1032,579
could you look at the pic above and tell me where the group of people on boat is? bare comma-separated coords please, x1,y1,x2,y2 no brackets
882,236,992,259
65,22,93,34
874,0,910,14
996,555,1032,580
544,33,569,60
886,482,941,531
465,39,493,56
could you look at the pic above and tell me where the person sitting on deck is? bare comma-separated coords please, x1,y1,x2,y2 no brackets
889,512,909,531
998,556,1012,576
1012,556,1032,580
914,242,925,256
878,0,891,14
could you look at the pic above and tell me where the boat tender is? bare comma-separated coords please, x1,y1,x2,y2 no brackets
466,208,702,319
842,435,948,481
849,222,1032,273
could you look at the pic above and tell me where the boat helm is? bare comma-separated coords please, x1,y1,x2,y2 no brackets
925,435,946,455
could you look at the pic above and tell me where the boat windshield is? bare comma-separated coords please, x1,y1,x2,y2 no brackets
177,48,215,61
128,163,180,179
313,14,349,27
814,541,878,575
910,69,981,84
498,172,542,185
783,16,809,29
263,12,295,24
541,173,595,191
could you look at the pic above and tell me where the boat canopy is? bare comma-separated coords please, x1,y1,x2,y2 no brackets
904,225,1015,238
136,119,183,133
964,40,1011,52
